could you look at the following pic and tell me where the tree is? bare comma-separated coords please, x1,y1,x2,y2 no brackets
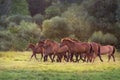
42,16,73,40
27,0,52,16
0,0,12,16
11,0,29,15
62,4,92,41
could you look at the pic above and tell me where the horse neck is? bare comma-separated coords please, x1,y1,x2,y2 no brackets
64,40,74,49
29,45,35,51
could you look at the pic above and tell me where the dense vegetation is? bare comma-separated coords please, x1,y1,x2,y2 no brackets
0,0,120,51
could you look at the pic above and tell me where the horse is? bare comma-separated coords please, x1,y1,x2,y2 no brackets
43,39,59,62
99,45,115,62
90,42,103,62
60,38,92,62
55,45,69,62
26,43,44,61
43,39,69,62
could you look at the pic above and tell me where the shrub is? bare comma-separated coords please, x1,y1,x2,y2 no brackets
7,21,41,51
89,31,118,45
62,4,92,41
0,30,13,51
7,15,32,25
33,14,44,29
45,5,61,19
42,16,73,41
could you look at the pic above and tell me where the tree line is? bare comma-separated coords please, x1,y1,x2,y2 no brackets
0,0,120,51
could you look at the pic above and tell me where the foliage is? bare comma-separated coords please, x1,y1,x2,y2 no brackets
42,16,73,40
62,4,92,41
45,5,61,19
89,31,118,45
0,21,41,51
0,30,13,51
0,15,32,29
10,0,29,15
10,21,41,51
33,14,44,28
27,0,52,16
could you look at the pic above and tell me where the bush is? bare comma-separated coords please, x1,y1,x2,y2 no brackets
10,21,41,51
45,5,61,19
0,15,33,30
42,16,73,41
0,30,13,51
1,21,41,51
62,4,92,41
33,14,44,29
7,15,32,25
89,31,118,45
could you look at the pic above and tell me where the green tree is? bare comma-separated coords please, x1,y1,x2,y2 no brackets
62,4,92,41
42,16,73,40
11,0,29,15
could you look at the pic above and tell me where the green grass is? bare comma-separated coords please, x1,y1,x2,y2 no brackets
0,51,120,80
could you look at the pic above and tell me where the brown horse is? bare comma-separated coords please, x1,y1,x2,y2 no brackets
43,39,59,62
26,43,44,61
55,45,69,62
43,39,69,62
90,42,103,62
99,45,115,62
60,38,92,62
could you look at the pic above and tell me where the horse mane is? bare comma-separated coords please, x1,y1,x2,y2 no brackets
61,37,80,43
61,38,75,43
28,43,35,48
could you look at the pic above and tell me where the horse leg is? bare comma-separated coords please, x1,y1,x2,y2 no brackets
75,53,79,62
49,54,54,62
58,55,62,62
30,54,34,61
69,53,74,62
40,53,43,61
98,54,103,62
34,54,39,61
63,54,68,62
92,53,96,62
108,55,111,62
43,55,48,62
111,54,115,62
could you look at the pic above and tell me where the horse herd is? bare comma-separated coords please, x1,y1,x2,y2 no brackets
26,38,116,63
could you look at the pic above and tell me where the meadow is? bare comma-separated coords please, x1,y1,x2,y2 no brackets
0,51,120,80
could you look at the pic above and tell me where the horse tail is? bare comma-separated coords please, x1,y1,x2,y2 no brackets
98,44,100,55
112,46,115,55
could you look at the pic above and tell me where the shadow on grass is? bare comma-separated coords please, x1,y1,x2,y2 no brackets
0,69,120,80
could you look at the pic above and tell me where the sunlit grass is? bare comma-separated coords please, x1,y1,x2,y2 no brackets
0,51,120,80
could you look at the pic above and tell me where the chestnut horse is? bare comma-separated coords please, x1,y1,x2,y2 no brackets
99,45,115,62
26,42,44,61
43,39,59,62
55,45,69,62
43,39,69,62
60,38,92,62
90,42,103,62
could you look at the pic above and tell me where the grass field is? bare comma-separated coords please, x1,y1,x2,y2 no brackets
0,51,120,80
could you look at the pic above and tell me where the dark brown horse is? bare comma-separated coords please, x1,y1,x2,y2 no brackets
26,43,44,61
60,38,92,62
99,45,115,62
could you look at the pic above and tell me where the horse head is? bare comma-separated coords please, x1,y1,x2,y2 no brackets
26,43,35,51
